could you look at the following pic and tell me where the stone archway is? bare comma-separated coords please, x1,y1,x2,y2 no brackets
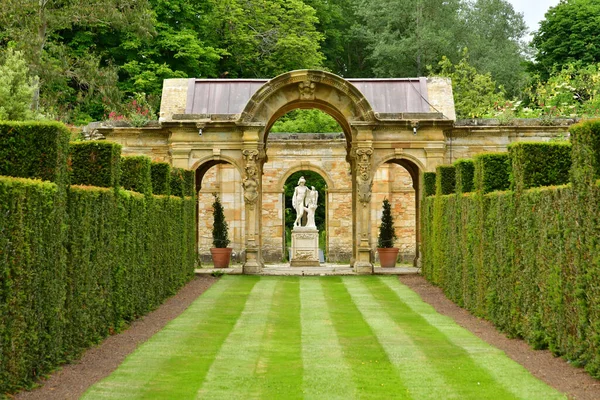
237,70,378,273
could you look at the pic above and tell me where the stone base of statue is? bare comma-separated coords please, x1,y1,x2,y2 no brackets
290,227,320,267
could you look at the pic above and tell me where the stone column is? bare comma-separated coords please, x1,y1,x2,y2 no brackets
241,127,264,274
352,126,375,274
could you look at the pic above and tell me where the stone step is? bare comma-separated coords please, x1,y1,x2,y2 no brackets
195,265,419,276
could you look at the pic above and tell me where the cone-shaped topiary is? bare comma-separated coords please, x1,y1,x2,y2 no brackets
378,198,397,248
212,194,230,248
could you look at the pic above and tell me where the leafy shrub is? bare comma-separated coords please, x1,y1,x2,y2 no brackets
0,121,70,184
509,142,571,191
474,152,510,193
120,155,152,195
0,48,38,121
454,159,475,193
423,172,436,197
570,119,600,185
436,165,455,195
151,162,171,195
69,141,121,188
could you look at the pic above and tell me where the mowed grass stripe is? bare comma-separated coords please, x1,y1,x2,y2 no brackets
300,278,355,399
253,277,303,399
380,277,566,400
342,277,459,399
321,277,411,399
362,277,518,399
82,276,257,399
195,277,277,399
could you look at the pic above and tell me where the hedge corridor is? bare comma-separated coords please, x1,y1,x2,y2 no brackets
0,123,196,394
422,121,600,378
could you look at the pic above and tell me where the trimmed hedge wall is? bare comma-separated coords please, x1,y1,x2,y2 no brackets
423,172,436,197
509,142,571,191
170,167,195,197
0,122,70,184
0,178,196,393
422,120,600,378
435,165,455,195
474,152,510,193
120,155,152,195
454,159,475,194
151,162,171,195
69,141,121,188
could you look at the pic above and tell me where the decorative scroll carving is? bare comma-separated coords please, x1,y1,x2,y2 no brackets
296,233,315,240
242,149,260,207
355,148,373,205
299,81,316,100
294,250,316,260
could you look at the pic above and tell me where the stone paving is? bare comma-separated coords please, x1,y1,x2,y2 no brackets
195,263,419,276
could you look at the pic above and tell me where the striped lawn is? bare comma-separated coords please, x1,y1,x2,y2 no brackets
83,276,566,399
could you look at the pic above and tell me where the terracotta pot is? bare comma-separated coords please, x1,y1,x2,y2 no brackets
377,247,399,268
211,248,232,268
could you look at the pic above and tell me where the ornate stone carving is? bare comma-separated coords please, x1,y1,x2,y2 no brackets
299,81,316,100
294,250,315,260
296,233,314,240
242,149,260,207
355,148,373,205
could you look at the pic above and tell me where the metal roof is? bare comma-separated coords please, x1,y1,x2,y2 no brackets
184,77,432,115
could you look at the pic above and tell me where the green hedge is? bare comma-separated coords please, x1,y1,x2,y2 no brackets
454,159,475,194
0,122,70,184
0,178,196,394
422,121,600,378
423,172,436,197
474,152,510,193
69,141,121,188
170,167,195,197
120,155,152,195
509,142,571,191
151,162,171,195
435,165,455,195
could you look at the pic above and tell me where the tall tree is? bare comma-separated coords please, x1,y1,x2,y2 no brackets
208,0,325,78
531,0,600,80
0,0,154,122
461,0,528,97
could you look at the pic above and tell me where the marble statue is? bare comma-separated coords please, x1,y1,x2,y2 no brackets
305,186,318,228
292,176,309,227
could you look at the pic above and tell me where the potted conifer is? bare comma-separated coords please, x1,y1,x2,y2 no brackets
210,194,232,268
377,198,399,268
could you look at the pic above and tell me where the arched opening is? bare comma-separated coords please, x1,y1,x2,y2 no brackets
260,108,353,263
195,161,245,266
371,158,421,266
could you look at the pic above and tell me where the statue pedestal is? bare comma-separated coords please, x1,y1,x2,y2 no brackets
290,227,320,267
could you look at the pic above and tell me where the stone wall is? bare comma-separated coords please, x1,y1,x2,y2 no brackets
196,133,417,264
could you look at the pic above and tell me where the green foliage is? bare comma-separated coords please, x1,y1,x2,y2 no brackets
423,172,436,197
454,159,475,193
0,177,196,394
270,109,342,133
508,142,571,191
170,168,195,197
151,162,171,195
570,120,600,184
435,49,507,119
0,48,38,121
212,194,230,248
119,155,152,195
0,121,70,184
531,0,600,80
435,165,455,195
377,198,397,248
69,141,121,188
474,153,510,193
